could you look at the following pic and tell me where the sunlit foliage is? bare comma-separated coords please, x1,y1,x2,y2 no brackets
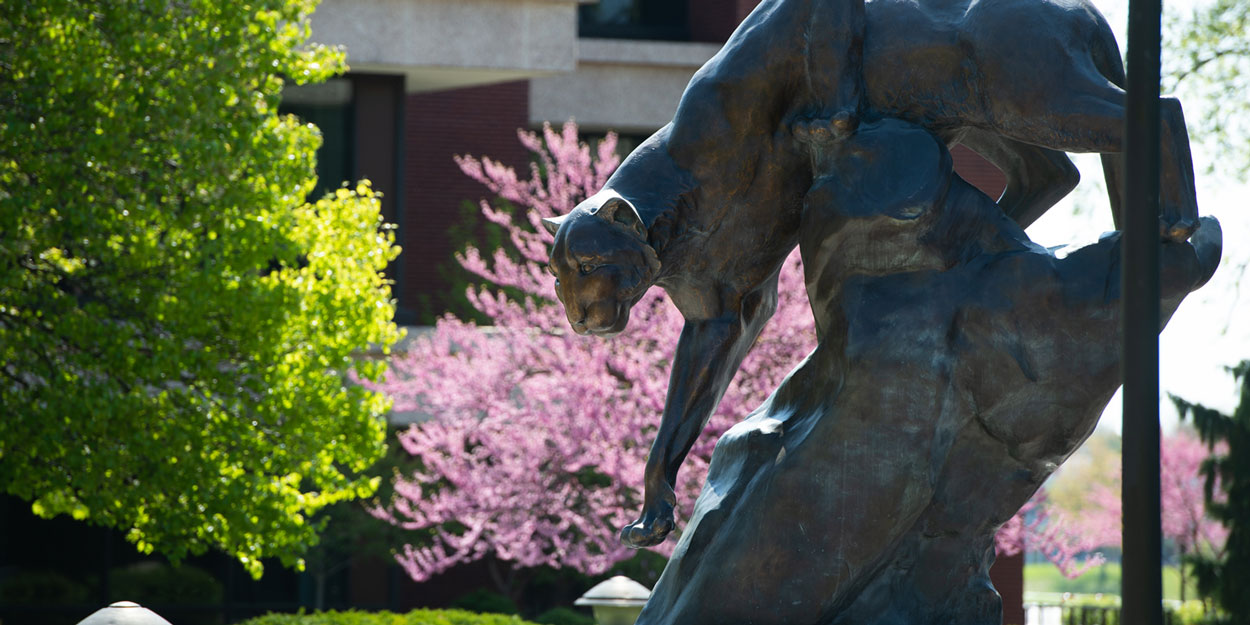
0,0,401,577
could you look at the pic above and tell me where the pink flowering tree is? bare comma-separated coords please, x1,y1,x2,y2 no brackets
1072,429,1229,599
371,121,1095,592
996,488,1104,578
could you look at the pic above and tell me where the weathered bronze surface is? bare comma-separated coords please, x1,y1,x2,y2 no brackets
635,119,1218,625
543,0,1215,621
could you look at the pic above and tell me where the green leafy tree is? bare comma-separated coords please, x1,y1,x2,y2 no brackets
0,0,401,578
302,429,423,609
1174,361,1250,622
1165,0,1250,175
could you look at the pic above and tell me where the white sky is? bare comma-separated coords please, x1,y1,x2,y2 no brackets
1022,0,1249,434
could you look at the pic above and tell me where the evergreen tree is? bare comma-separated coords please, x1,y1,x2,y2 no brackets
1174,361,1250,621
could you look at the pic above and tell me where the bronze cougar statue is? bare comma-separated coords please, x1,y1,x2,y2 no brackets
544,0,1202,548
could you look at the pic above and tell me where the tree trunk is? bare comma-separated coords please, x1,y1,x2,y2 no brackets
1179,544,1188,603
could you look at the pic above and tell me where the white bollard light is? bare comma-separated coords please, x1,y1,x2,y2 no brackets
76,601,173,625
574,575,651,625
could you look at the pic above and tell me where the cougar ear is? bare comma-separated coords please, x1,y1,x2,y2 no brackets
596,197,647,240
542,214,569,236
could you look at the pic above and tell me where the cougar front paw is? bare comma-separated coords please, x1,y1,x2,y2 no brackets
620,497,676,548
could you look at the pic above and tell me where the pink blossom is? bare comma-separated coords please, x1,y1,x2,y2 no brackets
372,120,1091,583
996,489,1105,578
1073,429,1228,557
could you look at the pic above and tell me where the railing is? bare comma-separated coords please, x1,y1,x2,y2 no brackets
1025,599,1197,625
1026,603,1121,625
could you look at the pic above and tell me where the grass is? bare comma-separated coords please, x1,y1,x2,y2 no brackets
1024,562,1200,602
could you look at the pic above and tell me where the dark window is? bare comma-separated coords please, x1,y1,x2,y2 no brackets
279,75,409,322
578,0,690,41
278,78,354,200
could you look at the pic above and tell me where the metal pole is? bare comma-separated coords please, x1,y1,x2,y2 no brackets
1122,0,1163,619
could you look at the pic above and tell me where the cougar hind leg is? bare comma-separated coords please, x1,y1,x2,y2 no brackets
1158,96,1200,240
985,60,1199,240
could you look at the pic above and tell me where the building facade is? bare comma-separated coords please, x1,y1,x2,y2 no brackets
297,0,1025,619
0,1,1025,621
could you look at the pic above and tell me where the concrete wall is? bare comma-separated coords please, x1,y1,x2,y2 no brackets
528,38,721,133
311,0,582,92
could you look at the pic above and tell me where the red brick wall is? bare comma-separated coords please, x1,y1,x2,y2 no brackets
953,144,1008,199
991,551,1027,625
401,81,531,321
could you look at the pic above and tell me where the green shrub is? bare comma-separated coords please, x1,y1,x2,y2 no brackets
450,589,520,615
107,562,223,625
0,570,89,605
531,607,595,625
1170,600,1228,625
0,571,88,625
108,561,223,604
237,609,541,625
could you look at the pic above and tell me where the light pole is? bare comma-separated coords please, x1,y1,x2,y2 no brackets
76,601,172,625
1122,0,1164,620
574,575,652,625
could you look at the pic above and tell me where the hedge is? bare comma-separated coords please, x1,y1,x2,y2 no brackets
237,609,543,625
531,607,596,625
